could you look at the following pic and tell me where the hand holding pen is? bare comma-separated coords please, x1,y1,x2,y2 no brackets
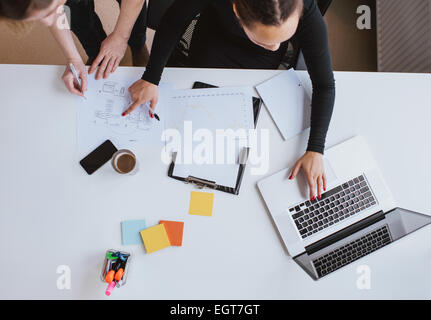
143,102,160,121
122,79,159,117
122,101,160,121
62,60,88,98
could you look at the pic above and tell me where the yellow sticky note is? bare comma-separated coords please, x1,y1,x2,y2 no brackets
140,224,171,254
189,191,214,216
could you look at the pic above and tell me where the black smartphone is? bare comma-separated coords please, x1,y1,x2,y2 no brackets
80,140,118,175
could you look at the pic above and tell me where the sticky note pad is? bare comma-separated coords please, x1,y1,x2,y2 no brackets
189,191,214,216
121,219,147,245
140,224,171,254
160,220,184,246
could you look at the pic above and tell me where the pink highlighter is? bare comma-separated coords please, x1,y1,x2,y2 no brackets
105,281,116,296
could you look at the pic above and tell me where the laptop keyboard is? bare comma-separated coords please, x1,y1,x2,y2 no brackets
288,175,377,239
312,225,391,278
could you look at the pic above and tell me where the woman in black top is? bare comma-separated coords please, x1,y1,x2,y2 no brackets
124,0,336,201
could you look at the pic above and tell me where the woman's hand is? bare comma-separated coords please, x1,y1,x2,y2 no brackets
89,33,128,80
289,151,327,201
122,80,159,116
61,59,88,97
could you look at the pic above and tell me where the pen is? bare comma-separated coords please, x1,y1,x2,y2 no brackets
143,102,160,121
68,63,87,99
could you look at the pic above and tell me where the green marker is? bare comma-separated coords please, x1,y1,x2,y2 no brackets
106,252,119,260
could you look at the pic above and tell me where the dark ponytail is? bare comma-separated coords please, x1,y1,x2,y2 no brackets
234,0,303,27
0,0,52,20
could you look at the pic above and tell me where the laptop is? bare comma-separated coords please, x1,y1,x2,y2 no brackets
258,136,431,280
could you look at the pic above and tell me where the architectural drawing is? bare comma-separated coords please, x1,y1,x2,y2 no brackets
92,81,154,135
101,81,127,97
76,76,168,154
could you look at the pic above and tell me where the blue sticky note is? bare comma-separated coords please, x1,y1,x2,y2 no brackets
121,220,147,245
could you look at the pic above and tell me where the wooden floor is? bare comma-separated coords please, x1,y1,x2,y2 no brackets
0,0,377,71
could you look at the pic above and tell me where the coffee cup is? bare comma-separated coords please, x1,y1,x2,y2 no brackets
111,149,138,175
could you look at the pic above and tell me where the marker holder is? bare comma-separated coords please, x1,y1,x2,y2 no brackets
100,249,132,295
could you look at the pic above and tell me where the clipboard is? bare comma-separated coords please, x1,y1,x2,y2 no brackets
167,82,262,195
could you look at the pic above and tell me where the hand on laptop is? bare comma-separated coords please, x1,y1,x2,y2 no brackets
289,151,327,201
123,80,158,117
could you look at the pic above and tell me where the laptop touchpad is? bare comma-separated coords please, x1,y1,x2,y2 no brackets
324,157,338,186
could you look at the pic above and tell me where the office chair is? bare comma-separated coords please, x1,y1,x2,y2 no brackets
147,0,333,69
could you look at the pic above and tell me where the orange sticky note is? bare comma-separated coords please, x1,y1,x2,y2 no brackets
160,220,184,246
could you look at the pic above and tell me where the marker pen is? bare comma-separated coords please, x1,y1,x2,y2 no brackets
105,281,116,296
68,63,87,99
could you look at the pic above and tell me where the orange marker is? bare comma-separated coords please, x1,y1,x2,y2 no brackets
114,268,124,282
105,270,115,283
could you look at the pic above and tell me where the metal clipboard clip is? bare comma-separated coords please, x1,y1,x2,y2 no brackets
168,148,250,194
184,176,217,190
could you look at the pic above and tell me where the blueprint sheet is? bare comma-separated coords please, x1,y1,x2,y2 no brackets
76,75,173,155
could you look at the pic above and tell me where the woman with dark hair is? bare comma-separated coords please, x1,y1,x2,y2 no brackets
124,0,336,201
0,0,148,96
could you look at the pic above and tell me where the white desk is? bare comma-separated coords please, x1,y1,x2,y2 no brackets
1,65,431,299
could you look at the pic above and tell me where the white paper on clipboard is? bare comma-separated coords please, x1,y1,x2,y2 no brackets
165,86,255,188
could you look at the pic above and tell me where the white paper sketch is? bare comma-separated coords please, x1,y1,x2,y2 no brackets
76,75,172,156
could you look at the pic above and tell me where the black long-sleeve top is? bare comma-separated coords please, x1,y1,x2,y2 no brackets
142,0,335,154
